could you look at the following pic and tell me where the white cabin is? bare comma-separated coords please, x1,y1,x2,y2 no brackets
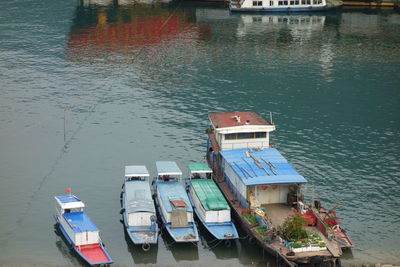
124,166,156,227
208,112,276,151
54,195,100,246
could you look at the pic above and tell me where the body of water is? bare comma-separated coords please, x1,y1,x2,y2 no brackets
0,0,399,266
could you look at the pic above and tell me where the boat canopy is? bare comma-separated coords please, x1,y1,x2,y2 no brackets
191,179,229,210
188,162,212,174
63,212,99,233
125,165,149,178
156,161,182,176
55,195,85,210
125,181,155,213
220,148,308,186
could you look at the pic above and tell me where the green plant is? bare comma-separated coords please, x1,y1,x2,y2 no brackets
319,242,326,247
278,214,307,241
255,226,266,236
291,243,302,248
243,213,258,225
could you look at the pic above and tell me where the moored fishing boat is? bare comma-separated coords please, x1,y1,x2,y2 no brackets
186,162,239,244
54,193,113,266
120,165,158,251
206,111,352,266
153,161,199,243
230,0,342,12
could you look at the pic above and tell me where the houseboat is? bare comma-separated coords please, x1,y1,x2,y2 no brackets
206,111,351,266
153,161,199,243
54,194,113,266
186,162,239,244
120,165,158,251
229,0,342,12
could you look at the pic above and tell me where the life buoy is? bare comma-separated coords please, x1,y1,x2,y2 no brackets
272,185,278,190
262,185,269,190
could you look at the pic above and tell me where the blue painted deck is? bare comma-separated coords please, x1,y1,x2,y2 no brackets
126,226,158,244
63,212,99,233
203,222,239,240
154,194,199,243
165,222,199,243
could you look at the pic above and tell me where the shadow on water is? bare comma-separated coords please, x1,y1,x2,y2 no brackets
54,224,90,267
122,224,159,264
196,220,240,260
160,226,200,261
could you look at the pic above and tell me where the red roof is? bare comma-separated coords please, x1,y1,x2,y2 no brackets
209,112,272,128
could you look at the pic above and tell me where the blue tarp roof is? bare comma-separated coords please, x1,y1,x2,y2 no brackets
156,161,182,176
56,195,81,204
220,148,308,186
63,212,99,233
157,182,193,213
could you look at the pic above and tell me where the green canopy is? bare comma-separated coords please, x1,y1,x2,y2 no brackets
188,162,212,174
191,179,229,211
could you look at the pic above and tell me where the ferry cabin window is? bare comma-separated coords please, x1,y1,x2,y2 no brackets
225,132,267,140
252,1,262,5
270,0,273,5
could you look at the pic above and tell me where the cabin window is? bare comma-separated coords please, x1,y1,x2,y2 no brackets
255,132,266,138
225,132,267,140
278,1,283,4
290,0,294,4
301,0,306,3
252,0,262,5
270,0,274,5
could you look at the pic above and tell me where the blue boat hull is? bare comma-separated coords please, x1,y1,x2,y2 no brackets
121,190,158,246
154,196,199,243
186,183,239,241
54,215,113,265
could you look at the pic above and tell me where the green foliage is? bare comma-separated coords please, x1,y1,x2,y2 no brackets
255,226,266,236
278,214,307,241
319,242,326,247
243,213,258,225
291,243,302,248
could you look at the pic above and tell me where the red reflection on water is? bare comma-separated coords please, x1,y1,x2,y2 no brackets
66,8,211,61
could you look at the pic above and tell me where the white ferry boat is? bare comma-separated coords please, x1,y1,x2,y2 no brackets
230,0,341,12
54,194,113,265
120,165,158,251
153,161,199,243
186,162,239,244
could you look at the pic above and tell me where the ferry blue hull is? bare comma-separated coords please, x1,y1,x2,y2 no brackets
121,190,158,246
186,184,239,241
154,196,199,243
54,215,113,265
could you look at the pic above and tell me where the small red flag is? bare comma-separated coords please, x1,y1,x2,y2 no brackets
65,188,71,193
